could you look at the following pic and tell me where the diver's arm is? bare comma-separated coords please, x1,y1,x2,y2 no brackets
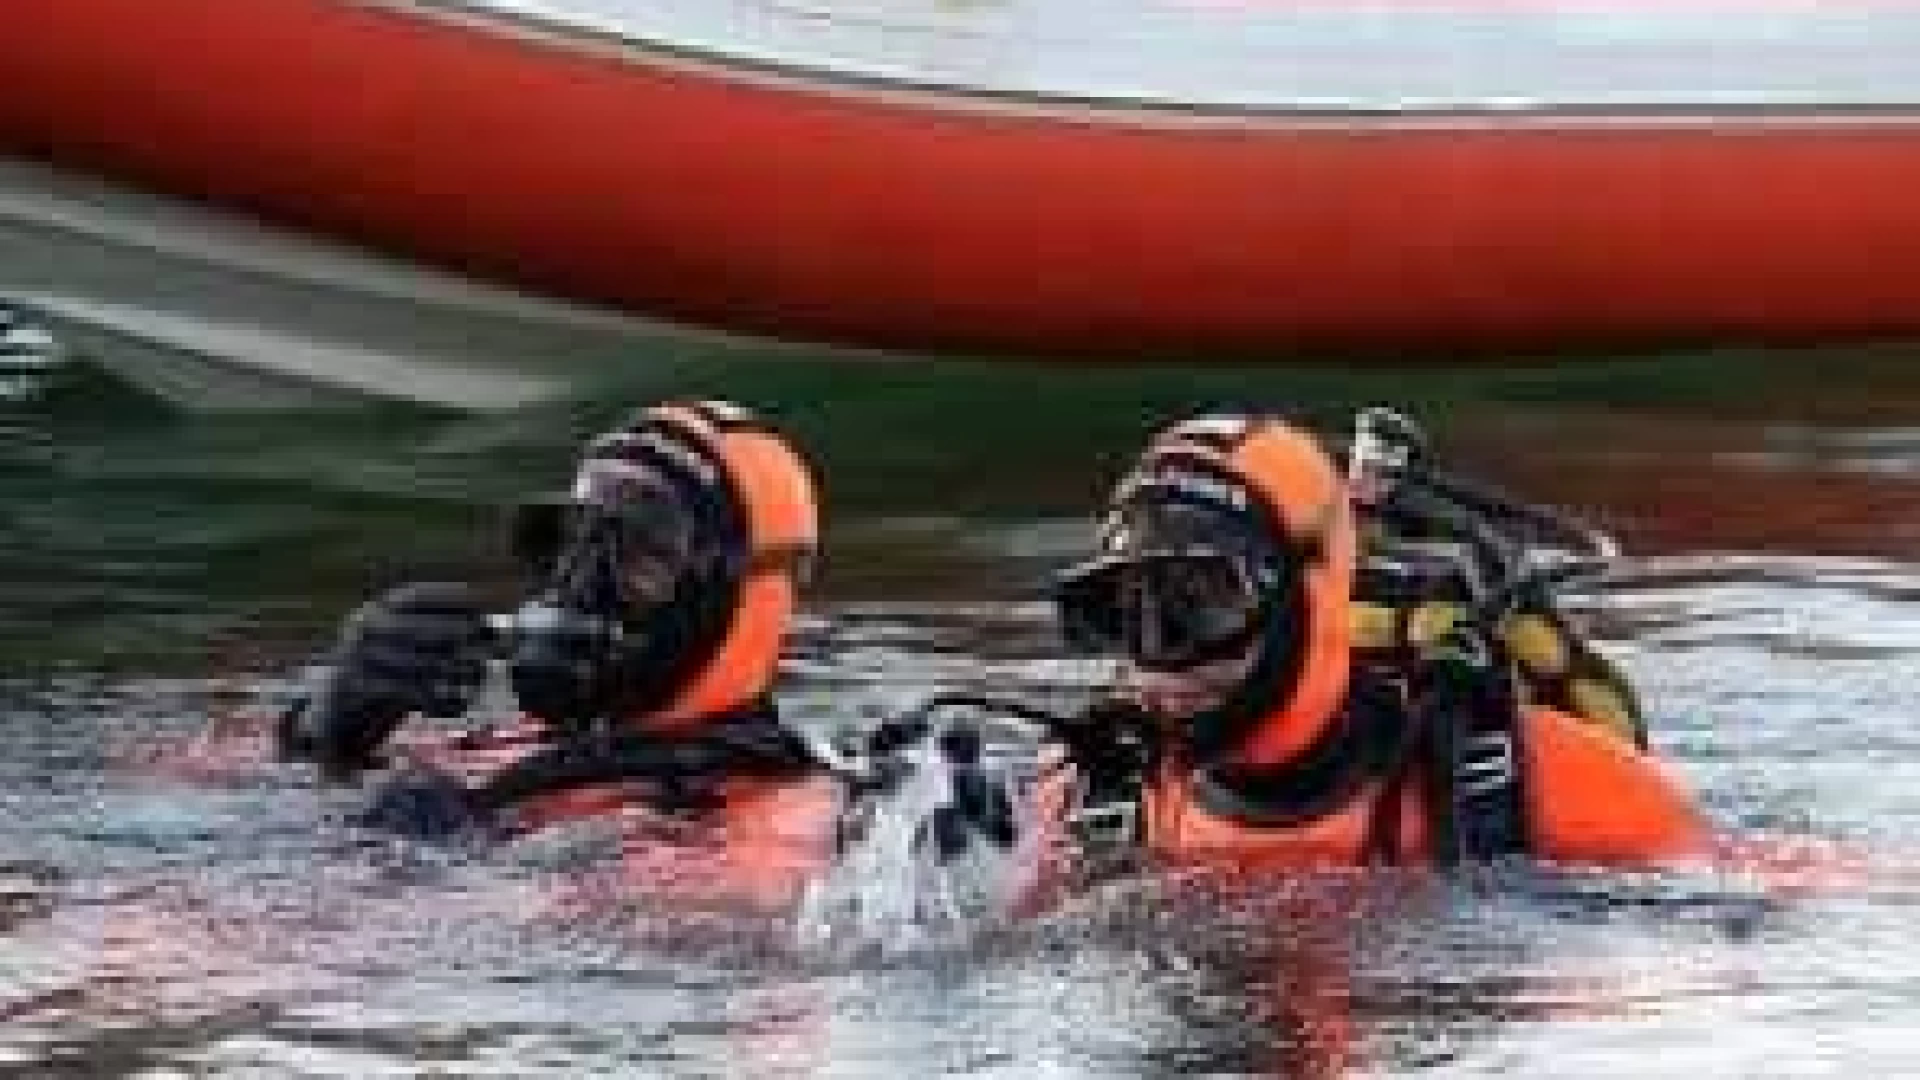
349,705,819,840
277,582,497,782
859,693,1154,797
466,701,817,813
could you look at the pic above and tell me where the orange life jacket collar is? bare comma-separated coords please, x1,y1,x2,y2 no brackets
1123,416,1359,772
618,401,819,733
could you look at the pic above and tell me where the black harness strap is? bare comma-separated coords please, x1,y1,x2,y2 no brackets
1191,672,1402,831
1419,652,1532,866
1184,654,1533,868
468,697,816,816
1361,494,1535,865
1356,673,1423,866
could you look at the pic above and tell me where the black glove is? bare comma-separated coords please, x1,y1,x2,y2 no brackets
1055,698,1157,795
916,723,1018,861
350,766,499,842
278,582,495,782
840,714,1020,863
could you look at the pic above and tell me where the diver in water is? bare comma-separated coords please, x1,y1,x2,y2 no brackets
1027,408,1709,874
276,399,825,837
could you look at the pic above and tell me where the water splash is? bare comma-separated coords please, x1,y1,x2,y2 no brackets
794,718,1042,960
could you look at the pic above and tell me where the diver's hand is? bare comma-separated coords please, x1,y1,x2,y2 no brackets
1054,698,1156,788
279,582,495,783
349,766,501,842
917,723,1018,861
843,714,1020,863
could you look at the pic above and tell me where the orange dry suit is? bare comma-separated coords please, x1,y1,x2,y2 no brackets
283,401,835,860
467,399,826,826
1048,414,1711,876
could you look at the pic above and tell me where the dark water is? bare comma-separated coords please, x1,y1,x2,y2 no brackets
4,245,1920,1073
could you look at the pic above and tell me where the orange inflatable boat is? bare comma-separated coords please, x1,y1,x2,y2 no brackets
8,0,1920,360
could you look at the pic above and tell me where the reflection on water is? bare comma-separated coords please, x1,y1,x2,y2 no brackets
6,341,1917,667
2,272,1918,1074
2,538,1917,1075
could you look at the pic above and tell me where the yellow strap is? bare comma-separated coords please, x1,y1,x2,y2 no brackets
1568,677,1641,746
1500,613,1571,678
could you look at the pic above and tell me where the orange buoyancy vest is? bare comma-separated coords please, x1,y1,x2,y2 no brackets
1145,706,1711,872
